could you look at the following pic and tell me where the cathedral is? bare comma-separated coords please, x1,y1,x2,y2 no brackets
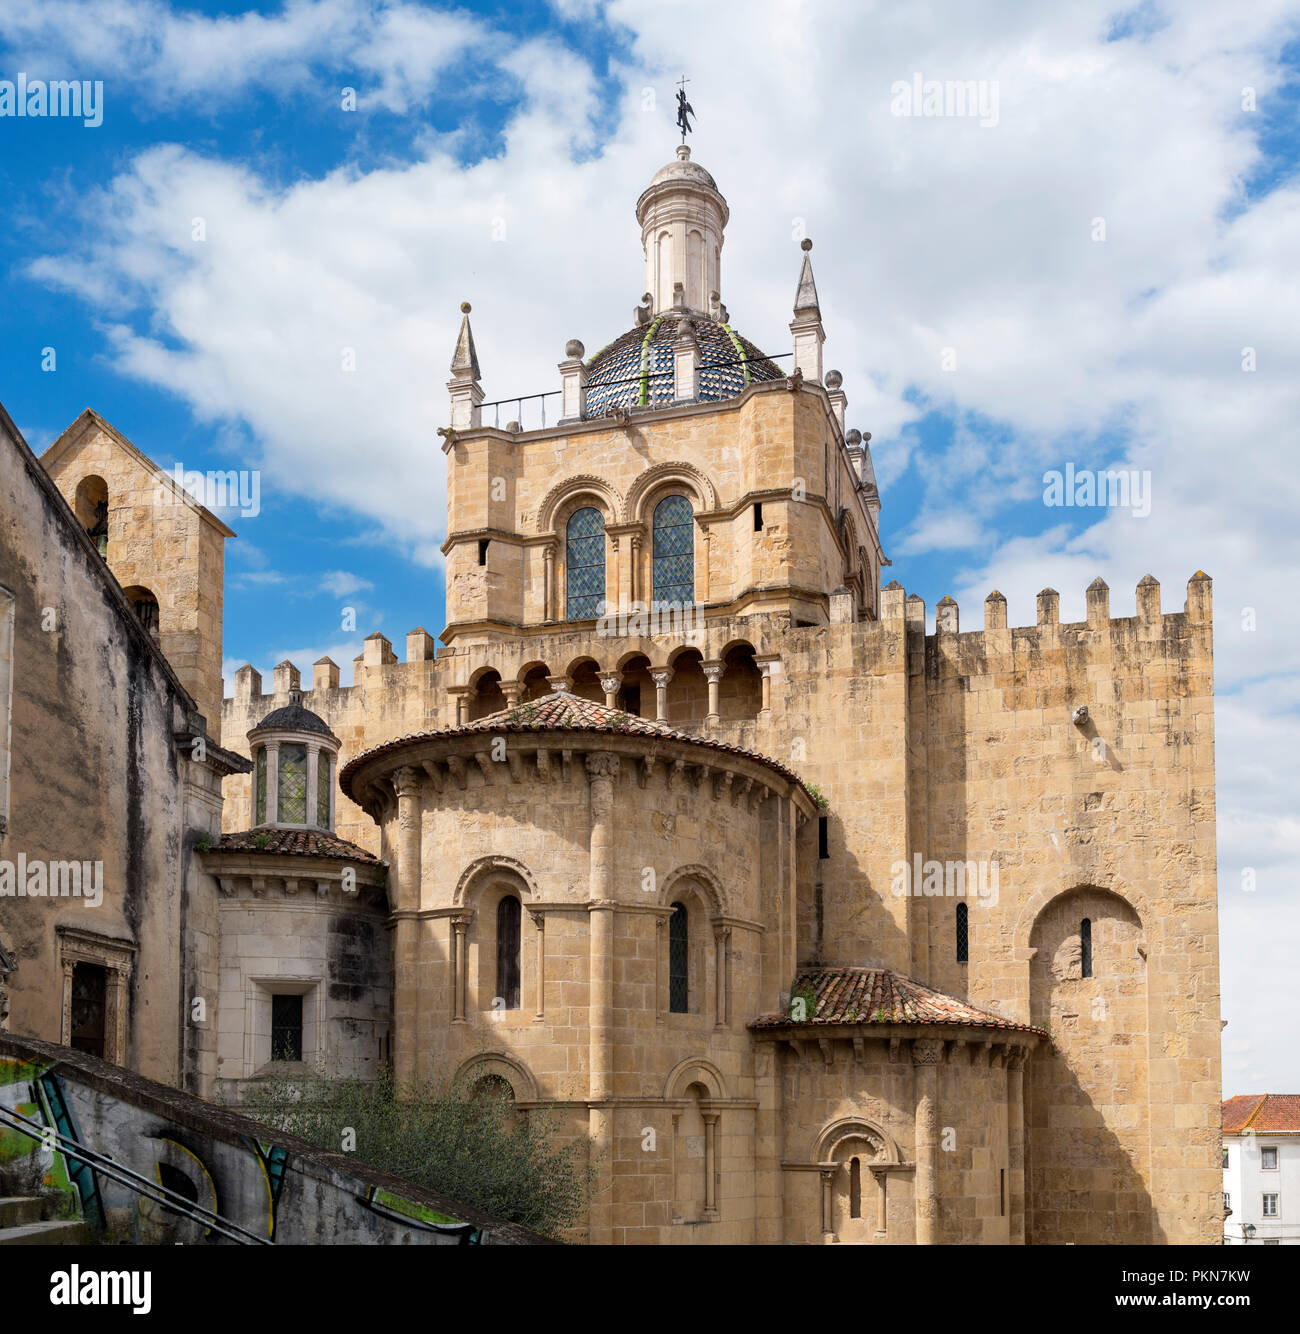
0,139,1223,1245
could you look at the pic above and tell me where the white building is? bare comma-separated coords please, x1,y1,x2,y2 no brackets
1222,1094,1300,1245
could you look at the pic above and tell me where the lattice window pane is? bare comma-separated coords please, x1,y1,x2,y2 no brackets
955,902,969,963
652,494,694,607
254,747,267,824
277,744,307,824
316,754,331,828
566,506,606,620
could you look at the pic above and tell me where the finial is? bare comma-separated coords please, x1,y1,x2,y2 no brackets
675,76,694,143
801,237,813,252
460,301,471,313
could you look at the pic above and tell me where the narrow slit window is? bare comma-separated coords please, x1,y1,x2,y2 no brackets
818,815,829,859
956,901,969,963
753,502,763,531
497,896,521,1010
1080,917,1093,978
478,538,489,566
849,1157,861,1219
669,902,689,1013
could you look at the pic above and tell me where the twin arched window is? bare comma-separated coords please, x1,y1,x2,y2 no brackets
565,507,606,620
562,495,697,620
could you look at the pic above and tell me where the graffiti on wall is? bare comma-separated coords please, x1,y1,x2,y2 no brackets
0,1054,483,1244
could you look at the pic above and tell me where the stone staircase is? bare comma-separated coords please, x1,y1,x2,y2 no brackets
0,1195,89,1245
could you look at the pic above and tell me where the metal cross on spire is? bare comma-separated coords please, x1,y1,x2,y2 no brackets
675,76,694,143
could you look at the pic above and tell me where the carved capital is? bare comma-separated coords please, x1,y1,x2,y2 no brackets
392,765,421,800
911,1038,944,1066
701,661,725,683
649,667,674,689
585,751,621,781
599,673,623,697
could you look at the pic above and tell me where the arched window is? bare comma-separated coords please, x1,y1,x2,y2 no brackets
956,901,969,963
565,507,606,620
121,585,160,639
669,901,689,1013
497,896,521,1010
1080,917,1092,978
849,1157,862,1219
652,495,694,608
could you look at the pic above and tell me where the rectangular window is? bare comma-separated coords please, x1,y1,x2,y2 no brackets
1262,1193,1278,1217
277,743,308,823
817,816,829,859
254,747,267,825
478,538,489,566
1000,1168,1006,1217
69,963,108,1058
1261,1146,1278,1170
1223,1192,1230,1211
956,902,969,964
1222,1147,1230,1169
753,503,763,531
316,754,331,829
271,993,303,1061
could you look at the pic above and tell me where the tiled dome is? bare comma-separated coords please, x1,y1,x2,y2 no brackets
583,316,784,417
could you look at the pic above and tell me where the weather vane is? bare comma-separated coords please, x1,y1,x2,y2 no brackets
676,76,694,143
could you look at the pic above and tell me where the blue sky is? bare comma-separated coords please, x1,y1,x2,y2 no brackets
2,0,1298,1091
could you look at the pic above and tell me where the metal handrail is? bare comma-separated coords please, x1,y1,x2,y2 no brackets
0,1103,271,1245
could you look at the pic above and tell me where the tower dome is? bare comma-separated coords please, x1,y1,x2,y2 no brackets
583,315,783,416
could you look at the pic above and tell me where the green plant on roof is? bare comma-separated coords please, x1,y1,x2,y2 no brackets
788,977,819,1023
253,831,272,849
195,833,213,853
805,783,828,809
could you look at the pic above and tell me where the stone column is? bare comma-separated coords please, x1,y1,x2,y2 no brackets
305,741,320,827
599,673,622,708
448,687,471,726
586,751,620,1246
391,765,422,1085
702,1110,720,1216
542,542,556,621
871,1167,888,1233
702,660,725,725
450,913,470,1022
502,680,524,708
713,923,730,1027
819,1166,837,1243
756,656,779,719
912,1037,943,1245
650,667,673,722
629,535,641,603
655,914,667,1024
529,909,546,1021
1008,1047,1027,1244
265,741,280,824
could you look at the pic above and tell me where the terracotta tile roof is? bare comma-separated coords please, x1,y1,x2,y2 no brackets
339,689,813,800
206,826,384,865
749,967,1046,1035
1223,1094,1300,1134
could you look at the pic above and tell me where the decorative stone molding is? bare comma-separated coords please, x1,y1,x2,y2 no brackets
624,460,718,521
911,1038,945,1065
453,854,539,906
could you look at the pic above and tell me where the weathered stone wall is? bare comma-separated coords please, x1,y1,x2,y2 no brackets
0,408,214,1086
40,412,229,739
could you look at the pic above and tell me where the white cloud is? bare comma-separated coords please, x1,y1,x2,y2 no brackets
320,569,374,597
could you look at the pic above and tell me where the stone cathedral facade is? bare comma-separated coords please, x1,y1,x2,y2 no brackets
16,143,1223,1246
